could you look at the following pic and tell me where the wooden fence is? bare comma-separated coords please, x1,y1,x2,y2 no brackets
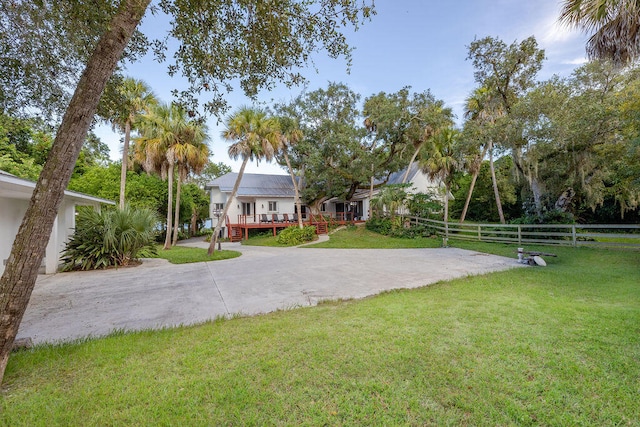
404,216,640,248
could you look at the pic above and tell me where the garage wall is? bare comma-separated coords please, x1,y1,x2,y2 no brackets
0,198,29,275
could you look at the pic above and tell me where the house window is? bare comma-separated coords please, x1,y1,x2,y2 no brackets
214,203,224,211
320,203,326,212
268,201,278,212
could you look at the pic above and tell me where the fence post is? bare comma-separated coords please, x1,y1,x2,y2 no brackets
477,225,481,241
445,219,449,246
572,225,577,247
518,225,522,245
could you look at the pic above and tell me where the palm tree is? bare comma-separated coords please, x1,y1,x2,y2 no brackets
402,125,434,184
401,102,453,184
560,0,640,64
134,103,190,250
208,107,280,254
457,138,488,223
418,127,462,229
463,87,506,224
171,123,210,246
275,116,305,228
109,78,157,209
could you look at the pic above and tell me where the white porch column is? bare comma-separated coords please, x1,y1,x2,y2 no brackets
44,215,59,274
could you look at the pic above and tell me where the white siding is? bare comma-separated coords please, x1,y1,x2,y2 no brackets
0,199,29,274
0,196,101,275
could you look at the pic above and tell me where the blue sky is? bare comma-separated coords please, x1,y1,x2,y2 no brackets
96,0,589,175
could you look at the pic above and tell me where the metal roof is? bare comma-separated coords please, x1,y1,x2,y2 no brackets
379,162,421,186
206,172,297,197
206,164,420,199
0,170,116,204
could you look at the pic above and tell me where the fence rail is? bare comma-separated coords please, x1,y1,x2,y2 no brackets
405,216,640,248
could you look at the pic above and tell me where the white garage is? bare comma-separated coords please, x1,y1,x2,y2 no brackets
0,170,114,274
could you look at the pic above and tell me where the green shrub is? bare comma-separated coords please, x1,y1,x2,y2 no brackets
367,217,435,239
61,206,158,271
389,224,431,238
512,208,576,225
276,226,316,245
366,217,392,234
196,228,213,237
407,192,442,219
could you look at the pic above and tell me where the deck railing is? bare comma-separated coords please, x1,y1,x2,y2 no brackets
235,214,306,224
404,216,640,248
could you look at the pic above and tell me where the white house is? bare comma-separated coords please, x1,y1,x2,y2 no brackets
321,162,445,219
0,170,115,275
206,173,302,225
205,163,445,234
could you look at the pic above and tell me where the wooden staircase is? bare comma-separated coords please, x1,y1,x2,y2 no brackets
309,214,328,235
228,226,243,242
314,222,328,234
225,215,243,242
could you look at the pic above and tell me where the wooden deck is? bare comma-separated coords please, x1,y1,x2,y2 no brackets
225,213,363,242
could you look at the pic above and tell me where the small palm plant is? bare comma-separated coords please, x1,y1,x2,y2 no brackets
61,205,158,271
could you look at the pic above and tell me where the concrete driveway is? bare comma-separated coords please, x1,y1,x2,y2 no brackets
16,239,521,344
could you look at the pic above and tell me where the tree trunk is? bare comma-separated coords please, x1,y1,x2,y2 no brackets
119,119,131,209
0,0,150,385
190,206,198,236
488,141,505,224
512,151,544,217
283,151,303,229
554,187,575,212
368,168,374,218
208,157,248,255
172,168,184,246
460,146,488,223
164,164,174,250
530,176,544,218
401,145,421,183
460,170,479,223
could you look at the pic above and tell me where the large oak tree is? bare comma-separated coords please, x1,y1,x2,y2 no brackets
0,0,374,384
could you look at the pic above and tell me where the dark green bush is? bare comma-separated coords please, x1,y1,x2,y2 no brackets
276,226,316,245
367,216,435,238
407,192,442,219
196,228,213,237
389,224,431,239
366,217,392,234
61,206,158,271
511,209,575,225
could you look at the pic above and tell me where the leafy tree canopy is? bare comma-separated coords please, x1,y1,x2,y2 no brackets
275,82,453,208
0,0,149,119
1,0,375,121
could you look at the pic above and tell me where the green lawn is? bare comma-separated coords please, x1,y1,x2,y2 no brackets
247,225,444,249
240,229,319,247
152,245,241,263
239,232,305,247
1,236,639,425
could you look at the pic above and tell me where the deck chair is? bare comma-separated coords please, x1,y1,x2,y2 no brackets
291,213,299,223
273,214,285,223
283,213,292,223
260,213,270,223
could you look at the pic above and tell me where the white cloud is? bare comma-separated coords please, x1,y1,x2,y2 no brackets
562,57,589,65
539,11,582,46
